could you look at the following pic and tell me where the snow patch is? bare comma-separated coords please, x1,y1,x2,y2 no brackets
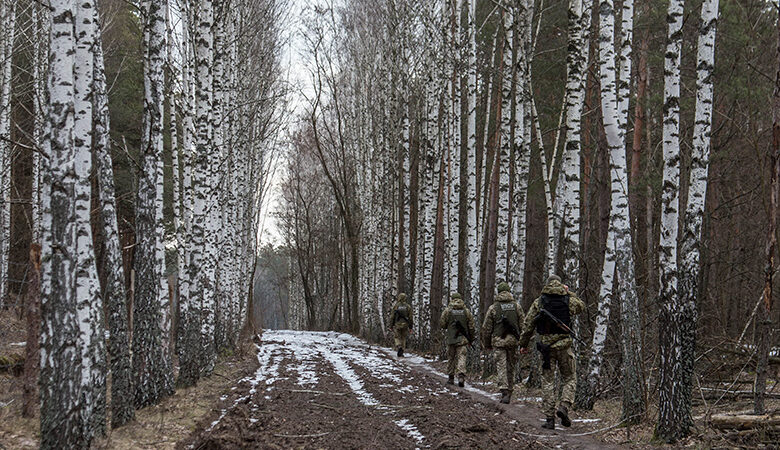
322,351,379,407
394,419,426,446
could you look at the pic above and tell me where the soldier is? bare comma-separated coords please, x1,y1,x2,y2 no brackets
439,292,476,387
518,274,585,430
389,293,413,357
481,282,524,404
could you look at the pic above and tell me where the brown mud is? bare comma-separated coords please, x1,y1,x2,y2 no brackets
183,331,627,449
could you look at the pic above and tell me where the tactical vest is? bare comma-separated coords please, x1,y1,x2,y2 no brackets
535,294,571,335
446,309,470,345
395,304,410,326
492,302,520,339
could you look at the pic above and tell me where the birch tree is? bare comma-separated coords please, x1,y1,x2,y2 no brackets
93,8,134,426
41,0,107,444
656,0,686,442
133,0,174,408
0,0,15,309
496,5,513,283
40,1,82,445
678,0,719,420
464,0,479,312
584,0,644,421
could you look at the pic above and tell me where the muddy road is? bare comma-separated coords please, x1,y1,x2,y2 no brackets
183,331,620,449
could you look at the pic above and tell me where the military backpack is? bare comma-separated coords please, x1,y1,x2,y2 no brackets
492,302,520,339
446,309,470,345
535,294,571,335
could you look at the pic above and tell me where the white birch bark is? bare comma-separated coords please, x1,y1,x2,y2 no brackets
187,0,214,382
31,3,45,246
656,0,686,442
40,1,83,446
510,1,530,300
557,0,590,283
465,0,479,312
133,0,173,408
447,0,461,293
496,5,513,283
177,0,196,383
73,1,107,436
586,1,643,421
0,0,15,308
93,14,134,426
676,0,719,438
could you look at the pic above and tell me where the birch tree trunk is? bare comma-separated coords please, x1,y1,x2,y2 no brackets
41,1,86,446
496,5,513,283
510,1,530,300
557,0,592,294
133,0,174,408
188,0,215,380
464,0,479,313
0,0,15,309
678,0,718,419
656,0,686,442
73,0,108,436
93,13,134,427
584,0,644,421
178,0,199,387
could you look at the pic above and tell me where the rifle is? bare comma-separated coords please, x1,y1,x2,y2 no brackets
500,317,520,340
454,320,472,343
537,307,587,346
393,310,411,328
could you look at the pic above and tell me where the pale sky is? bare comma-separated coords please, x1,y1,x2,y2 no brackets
257,0,311,248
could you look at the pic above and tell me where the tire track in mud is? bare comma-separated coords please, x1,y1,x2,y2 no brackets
184,332,422,449
183,331,622,449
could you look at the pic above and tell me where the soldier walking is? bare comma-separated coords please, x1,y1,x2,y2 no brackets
439,292,476,387
390,293,413,357
518,274,585,430
481,282,524,404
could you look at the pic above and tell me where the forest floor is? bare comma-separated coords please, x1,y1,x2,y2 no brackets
1,322,777,449
182,330,634,449
0,308,261,449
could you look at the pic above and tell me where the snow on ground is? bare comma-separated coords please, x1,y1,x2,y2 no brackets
257,330,428,445
391,349,524,403
394,418,426,446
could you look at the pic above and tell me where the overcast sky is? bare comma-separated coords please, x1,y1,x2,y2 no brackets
257,0,311,248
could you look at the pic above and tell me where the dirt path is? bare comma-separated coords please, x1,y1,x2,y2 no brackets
183,331,624,449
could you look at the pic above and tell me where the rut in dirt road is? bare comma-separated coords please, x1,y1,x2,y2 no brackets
185,331,616,449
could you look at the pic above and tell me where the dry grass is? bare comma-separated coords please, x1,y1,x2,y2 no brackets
0,349,257,449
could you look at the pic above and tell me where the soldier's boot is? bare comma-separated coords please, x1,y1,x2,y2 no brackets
447,374,454,385
541,417,555,430
500,389,511,404
556,404,571,427
397,347,403,357
458,374,465,388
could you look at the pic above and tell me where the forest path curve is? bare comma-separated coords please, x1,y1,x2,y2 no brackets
183,330,621,449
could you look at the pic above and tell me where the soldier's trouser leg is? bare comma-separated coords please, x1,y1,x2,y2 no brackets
494,348,510,390
506,347,518,392
541,346,576,417
394,327,409,349
556,346,576,408
455,344,468,376
447,345,457,375
541,363,557,417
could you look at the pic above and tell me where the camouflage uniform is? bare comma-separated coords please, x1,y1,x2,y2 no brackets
439,293,476,384
481,283,524,402
390,294,413,353
519,276,585,425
